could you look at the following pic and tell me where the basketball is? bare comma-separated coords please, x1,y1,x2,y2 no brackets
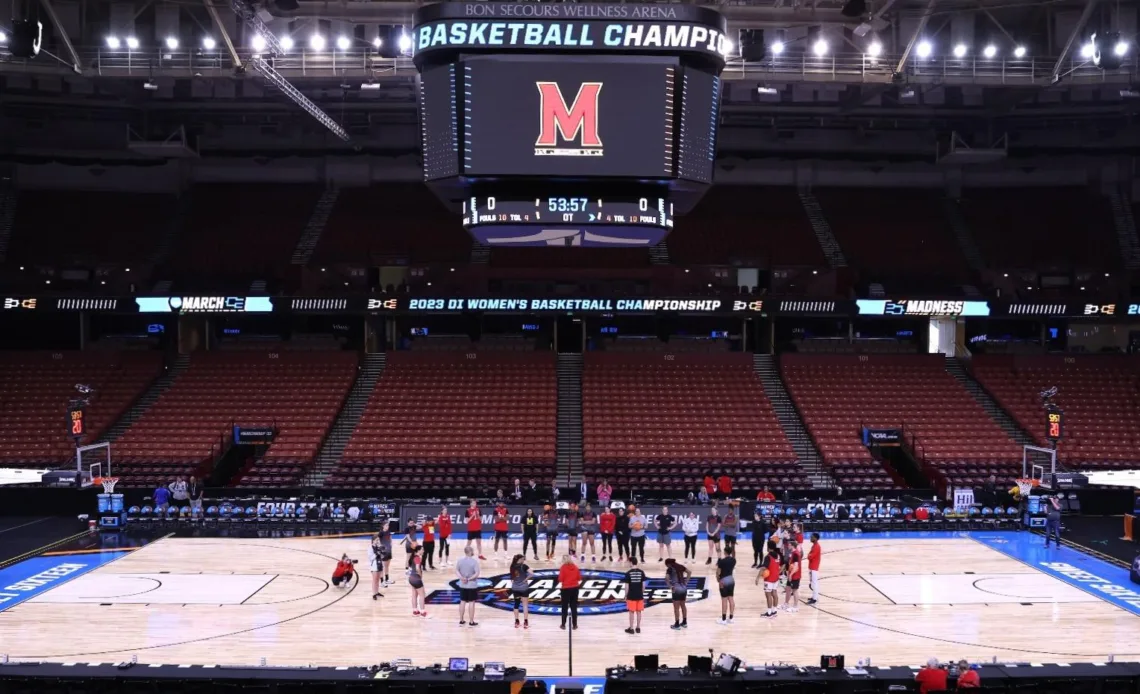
763,568,770,579
632,520,643,531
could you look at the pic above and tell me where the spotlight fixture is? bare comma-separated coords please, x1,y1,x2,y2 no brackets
916,40,932,58
867,40,882,57
202,36,216,50
1080,41,1095,59
771,40,785,55
372,36,382,48
106,35,121,49
125,36,139,49
165,36,179,50
982,44,996,58
0,31,6,42
251,34,267,52
1115,40,1129,56
398,33,412,52
310,33,326,51
336,35,351,50
280,35,294,51
1093,32,1126,69
1013,45,1026,58
813,38,828,56
953,43,967,58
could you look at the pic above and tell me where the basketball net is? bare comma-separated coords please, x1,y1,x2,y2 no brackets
1015,478,1038,497
95,477,120,495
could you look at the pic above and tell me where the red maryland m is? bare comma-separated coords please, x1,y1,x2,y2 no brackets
535,82,603,153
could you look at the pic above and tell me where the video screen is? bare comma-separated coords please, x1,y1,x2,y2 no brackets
463,56,676,178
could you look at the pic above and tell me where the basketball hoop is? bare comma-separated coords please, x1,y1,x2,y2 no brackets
94,477,120,494
1015,478,1038,497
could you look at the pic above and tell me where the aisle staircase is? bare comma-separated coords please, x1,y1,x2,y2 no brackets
797,190,847,268
0,186,16,263
944,197,986,272
290,187,339,265
753,354,833,489
944,357,1035,448
96,354,191,444
307,353,386,485
556,353,584,487
1107,189,1140,270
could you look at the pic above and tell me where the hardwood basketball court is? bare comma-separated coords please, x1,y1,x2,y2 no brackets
1,531,1137,674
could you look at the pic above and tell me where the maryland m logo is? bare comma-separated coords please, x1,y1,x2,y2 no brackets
535,82,603,157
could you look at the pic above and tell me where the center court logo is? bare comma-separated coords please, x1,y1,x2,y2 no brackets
535,82,603,157
425,568,709,616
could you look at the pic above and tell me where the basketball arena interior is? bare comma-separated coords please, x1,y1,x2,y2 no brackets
2,0,1140,692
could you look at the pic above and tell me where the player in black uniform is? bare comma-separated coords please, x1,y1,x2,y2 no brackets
623,556,646,635
522,508,540,561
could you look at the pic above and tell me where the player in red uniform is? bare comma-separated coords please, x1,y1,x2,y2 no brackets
493,502,510,559
331,554,356,587
782,540,803,612
421,516,436,570
755,545,783,618
465,500,486,560
806,532,821,605
599,505,616,562
437,506,453,567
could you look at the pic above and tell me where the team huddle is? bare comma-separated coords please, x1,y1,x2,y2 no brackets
343,502,823,627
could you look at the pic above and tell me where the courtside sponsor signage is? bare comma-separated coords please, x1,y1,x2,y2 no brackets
1038,561,1140,615
543,679,606,693
425,568,709,615
136,296,274,314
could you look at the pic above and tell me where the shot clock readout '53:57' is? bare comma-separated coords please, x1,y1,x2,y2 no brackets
462,197,674,228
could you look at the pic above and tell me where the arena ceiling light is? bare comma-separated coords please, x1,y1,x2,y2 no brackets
952,43,967,58
1080,41,1095,58
280,35,294,51
812,38,828,56
867,40,882,57
1013,45,1026,58
336,35,351,50
202,36,216,50
164,36,179,50
770,40,785,55
310,33,326,51
398,32,412,53
105,35,121,49
1114,40,1129,56
915,40,933,58
982,44,997,58
0,31,7,42
251,34,267,52
372,36,382,48
125,36,139,49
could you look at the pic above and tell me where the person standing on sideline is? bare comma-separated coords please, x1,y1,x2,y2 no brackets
681,511,700,564
615,507,631,562
169,476,189,507
369,530,388,600
551,478,561,502
702,472,717,500
465,500,486,559
558,555,581,630
706,504,723,566
456,546,481,627
437,506,453,567
187,476,204,518
581,503,599,562
492,502,510,559
656,506,677,562
542,505,559,560
806,532,821,605
509,554,533,629
564,503,580,558
512,478,523,501
152,483,171,513
716,546,737,624
664,558,691,630
408,543,427,617
596,479,612,508
723,504,740,554
402,519,418,569
1045,495,1063,548
756,544,783,618
716,472,732,500
577,478,589,503
783,538,803,612
629,506,648,562
599,505,616,562
623,556,646,635
421,516,436,570
751,509,766,568
522,508,539,561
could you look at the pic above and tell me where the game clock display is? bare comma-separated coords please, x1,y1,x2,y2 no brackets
463,196,673,228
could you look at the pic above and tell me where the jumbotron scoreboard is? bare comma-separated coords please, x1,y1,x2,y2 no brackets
412,2,727,247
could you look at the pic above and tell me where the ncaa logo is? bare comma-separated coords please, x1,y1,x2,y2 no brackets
425,569,709,616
